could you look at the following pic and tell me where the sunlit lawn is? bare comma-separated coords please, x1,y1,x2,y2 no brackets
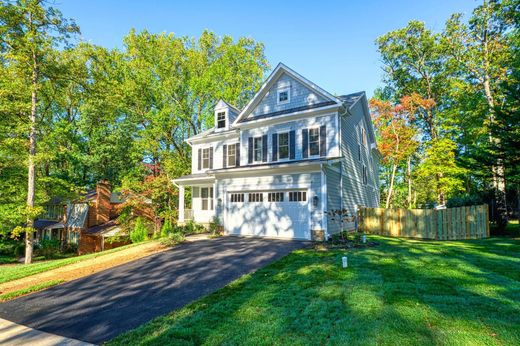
109,236,520,346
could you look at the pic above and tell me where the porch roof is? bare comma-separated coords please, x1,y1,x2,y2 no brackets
172,173,215,186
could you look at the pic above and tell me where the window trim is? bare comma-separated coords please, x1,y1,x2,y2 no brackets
267,192,284,202
201,187,214,210
227,144,236,167
308,127,320,157
361,126,367,147
253,136,263,163
288,190,307,202
277,132,290,161
216,110,227,129
201,147,211,169
248,192,264,203
358,143,362,162
277,88,290,105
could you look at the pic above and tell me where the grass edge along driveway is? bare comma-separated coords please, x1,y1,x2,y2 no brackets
109,236,520,346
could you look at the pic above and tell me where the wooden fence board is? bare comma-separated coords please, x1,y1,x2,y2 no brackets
359,205,489,240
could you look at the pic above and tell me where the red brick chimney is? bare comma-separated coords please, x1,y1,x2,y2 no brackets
96,180,111,225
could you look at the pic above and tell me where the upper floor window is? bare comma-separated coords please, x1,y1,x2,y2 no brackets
202,148,211,169
227,144,236,167
358,144,362,162
277,88,290,104
278,132,289,160
254,136,263,162
361,126,367,147
362,165,367,185
309,128,320,156
217,112,226,129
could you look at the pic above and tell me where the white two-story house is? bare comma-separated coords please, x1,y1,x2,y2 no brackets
173,63,380,240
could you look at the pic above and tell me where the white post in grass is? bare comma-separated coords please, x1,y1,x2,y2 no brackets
342,256,348,268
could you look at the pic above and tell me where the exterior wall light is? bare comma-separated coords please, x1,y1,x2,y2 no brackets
312,195,319,208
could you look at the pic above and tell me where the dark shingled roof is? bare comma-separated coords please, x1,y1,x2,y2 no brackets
33,219,62,230
239,101,337,123
338,91,365,108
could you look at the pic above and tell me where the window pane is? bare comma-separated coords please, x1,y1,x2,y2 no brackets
202,199,208,210
279,91,288,102
217,112,226,128
309,129,320,156
254,137,262,161
278,133,289,159
228,144,236,166
201,188,208,198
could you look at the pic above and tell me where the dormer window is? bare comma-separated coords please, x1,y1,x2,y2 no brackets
217,112,226,129
277,88,290,104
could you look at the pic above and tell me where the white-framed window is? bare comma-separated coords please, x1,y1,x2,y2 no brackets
201,187,214,210
361,126,367,147
278,132,289,160
268,192,284,202
248,192,263,202
289,191,307,202
308,128,320,156
277,88,290,104
227,144,236,167
362,165,367,185
202,148,211,169
217,111,226,129
358,144,362,161
230,193,244,203
253,136,263,162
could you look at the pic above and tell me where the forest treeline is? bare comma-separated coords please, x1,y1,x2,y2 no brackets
0,0,518,263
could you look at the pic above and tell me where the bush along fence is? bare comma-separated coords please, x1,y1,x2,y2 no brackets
358,205,489,240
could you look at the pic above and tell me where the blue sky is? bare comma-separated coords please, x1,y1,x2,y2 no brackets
58,0,478,97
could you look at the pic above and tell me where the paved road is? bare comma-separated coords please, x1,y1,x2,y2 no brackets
0,236,306,344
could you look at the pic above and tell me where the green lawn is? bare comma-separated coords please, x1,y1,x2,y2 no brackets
109,236,520,346
0,242,144,284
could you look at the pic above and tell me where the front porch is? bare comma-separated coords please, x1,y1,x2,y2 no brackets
172,173,216,225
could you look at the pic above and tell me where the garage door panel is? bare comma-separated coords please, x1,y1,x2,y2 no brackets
226,190,309,239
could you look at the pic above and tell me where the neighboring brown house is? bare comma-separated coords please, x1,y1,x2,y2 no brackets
34,180,129,254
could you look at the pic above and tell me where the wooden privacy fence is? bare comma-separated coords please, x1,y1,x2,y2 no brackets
359,205,489,240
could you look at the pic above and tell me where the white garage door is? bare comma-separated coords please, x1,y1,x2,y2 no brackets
225,190,310,239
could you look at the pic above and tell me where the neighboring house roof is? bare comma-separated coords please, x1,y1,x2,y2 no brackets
66,202,89,229
33,219,63,231
84,220,123,237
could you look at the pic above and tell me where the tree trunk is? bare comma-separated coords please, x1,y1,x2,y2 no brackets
407,156,412,209
386,163,397,208
25,48,38,265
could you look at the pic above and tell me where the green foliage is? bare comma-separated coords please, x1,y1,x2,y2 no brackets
208,216,222,235
178,220,206,235
36,239,60,259
130,217,149,243
160,219,173,238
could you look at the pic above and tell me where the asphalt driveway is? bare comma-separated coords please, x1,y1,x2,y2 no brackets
0,236,306,344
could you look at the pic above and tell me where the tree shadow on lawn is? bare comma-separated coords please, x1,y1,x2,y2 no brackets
110,236,520,346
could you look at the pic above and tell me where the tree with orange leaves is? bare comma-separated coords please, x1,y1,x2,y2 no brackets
370,97,419,208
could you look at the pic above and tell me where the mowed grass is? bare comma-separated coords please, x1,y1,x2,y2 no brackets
109,236,520,346
0,242,142,284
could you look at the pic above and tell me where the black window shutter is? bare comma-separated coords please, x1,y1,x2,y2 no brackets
289,130,295,160
302,129,309,158
198,148,202,170
235,143,240,166
209,147,213,169
262,134,268,162
272,133,278,161
320,125,327,157
248,137,253,164
223,144,227,168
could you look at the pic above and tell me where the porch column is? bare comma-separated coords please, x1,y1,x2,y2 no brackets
178,185,185,223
